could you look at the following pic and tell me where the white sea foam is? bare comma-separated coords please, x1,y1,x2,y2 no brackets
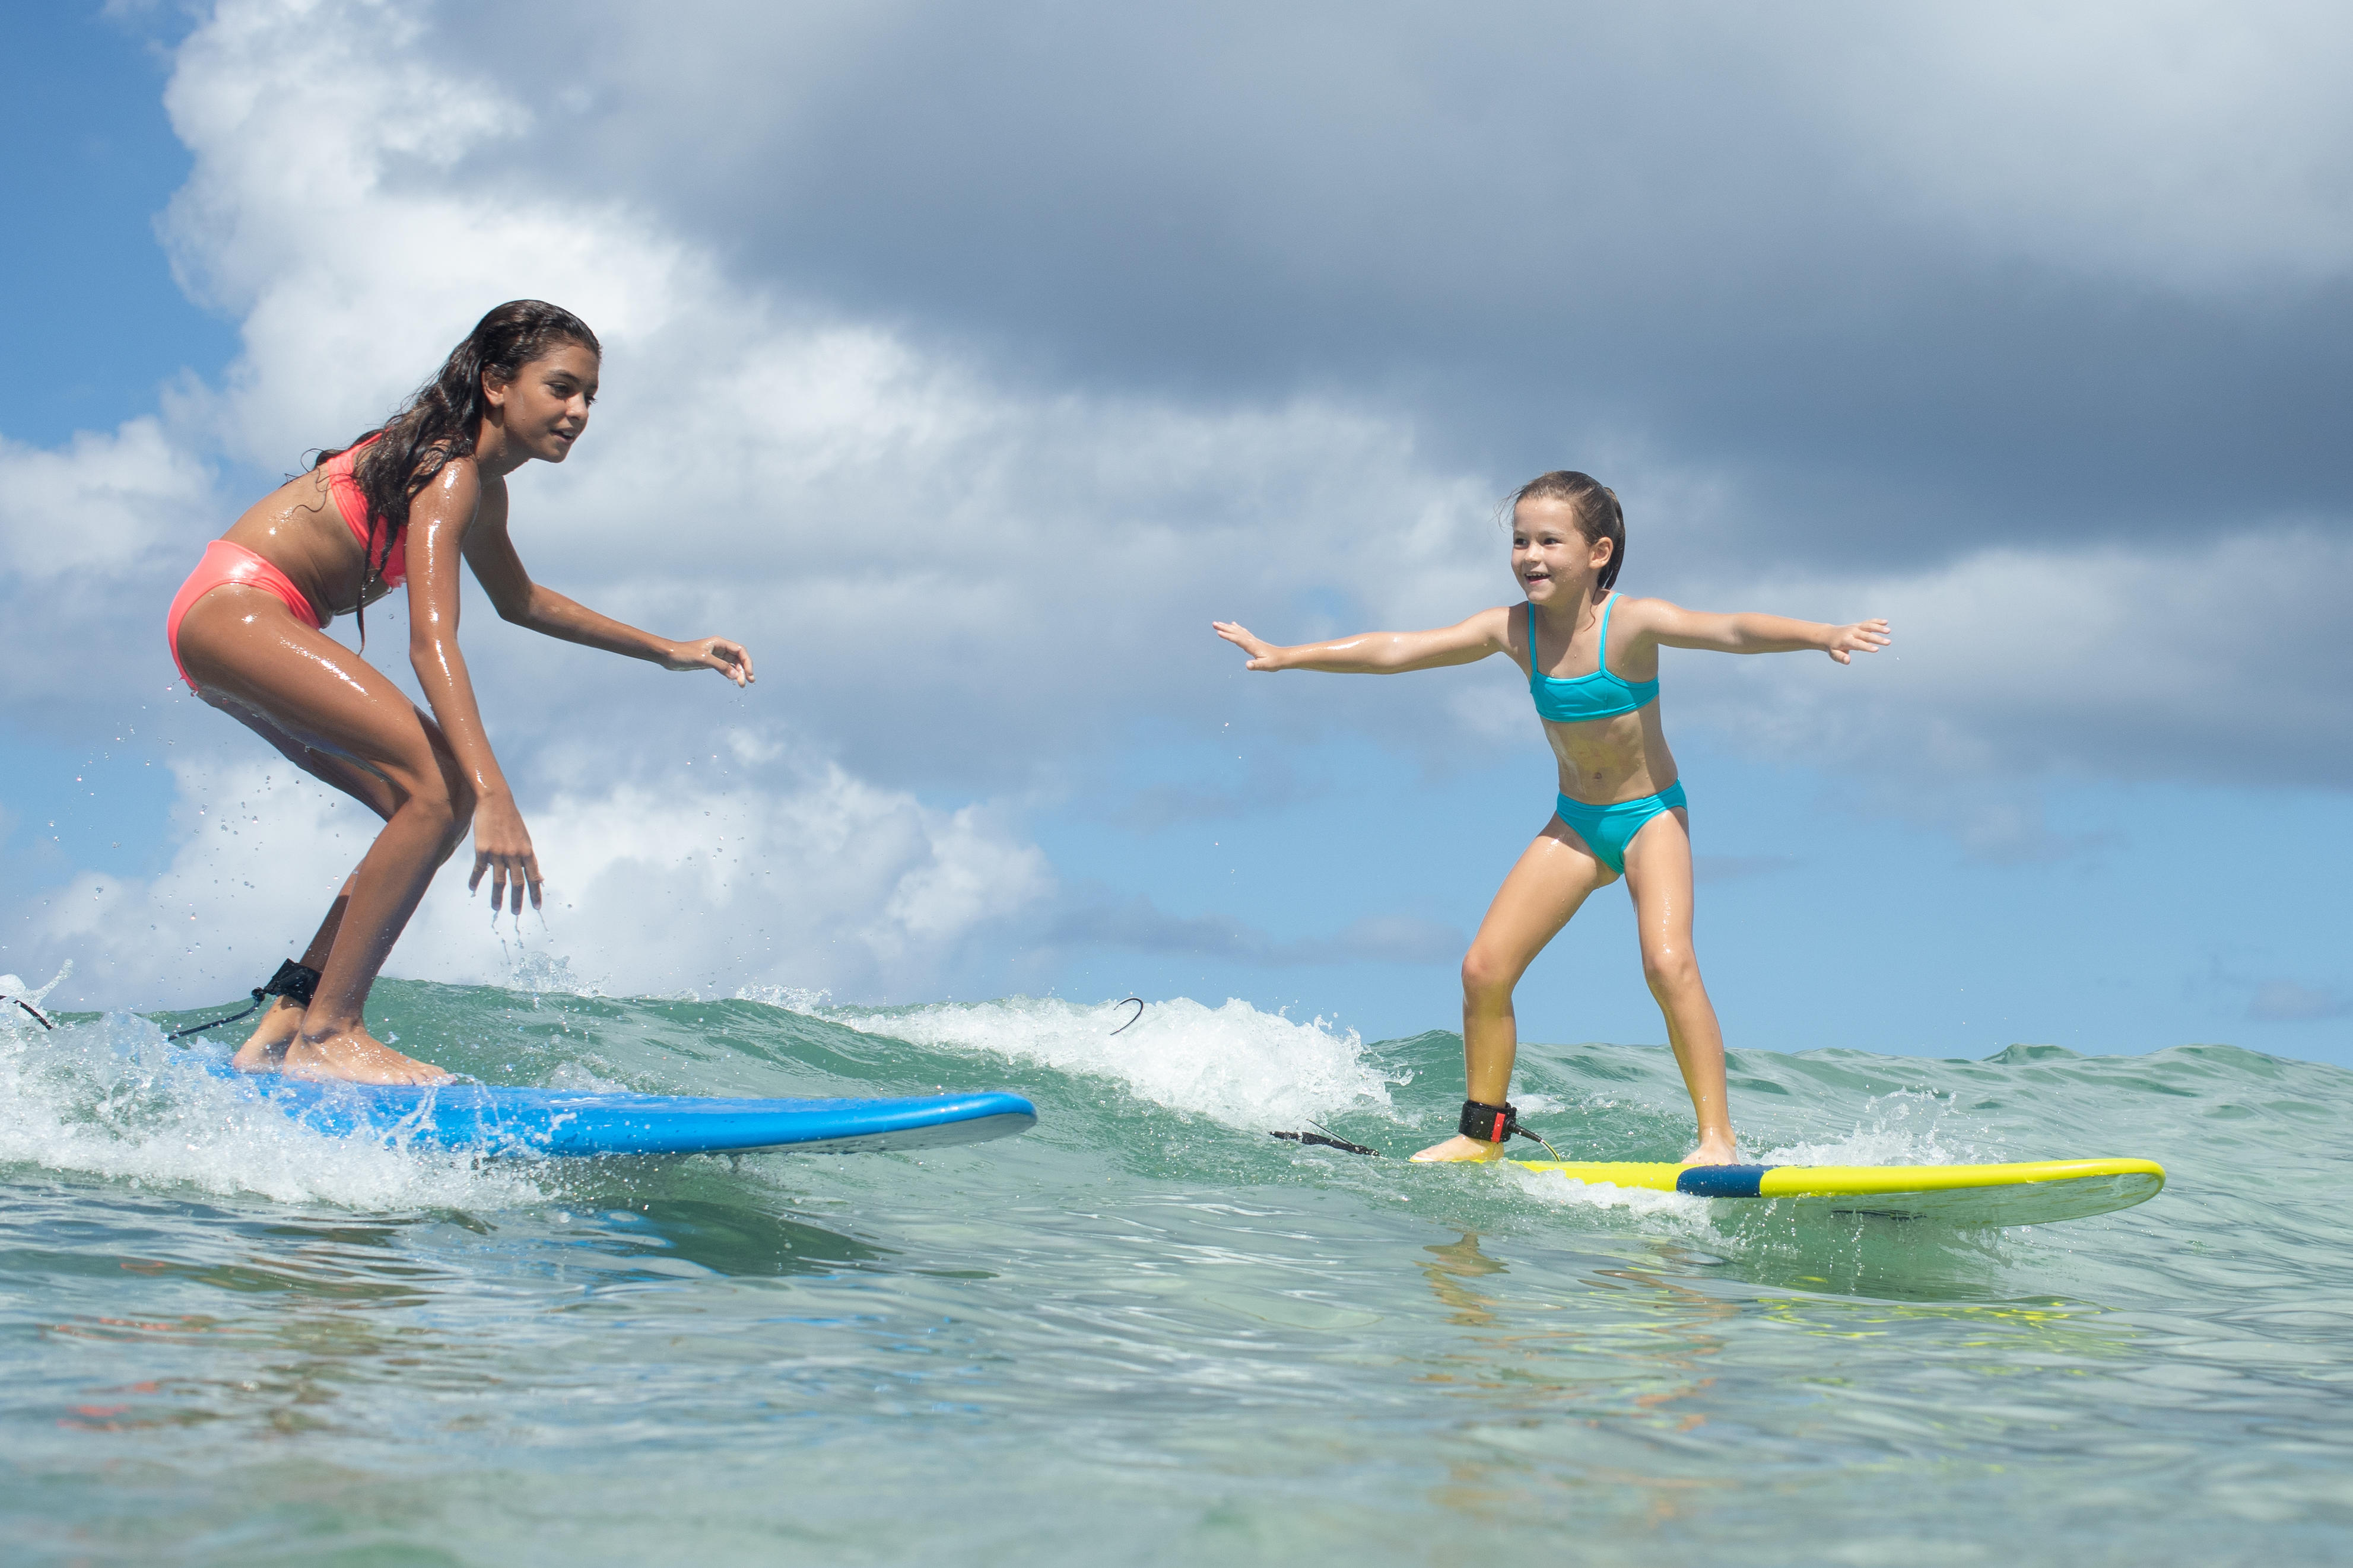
542,1060,633,1093
1501,1163,1709,1219
735,984,833,1014
498,939,604,998
0,1012,543,1211
1752,1089,1988,1168
0,962,72,1026
809,994,1399,1130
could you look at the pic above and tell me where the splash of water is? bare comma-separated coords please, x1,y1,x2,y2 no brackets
811,994,1400,1130
0,1011,542,1211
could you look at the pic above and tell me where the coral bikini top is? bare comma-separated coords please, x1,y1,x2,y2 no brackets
325,436,405,588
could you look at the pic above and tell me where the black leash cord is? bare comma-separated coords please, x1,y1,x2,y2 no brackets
1271,1129,1382,1157
1270,1121,1561,1160
1515,1126,1565,1160
1109,997,1145,1036
7,996,56,1031
166,988,269,1041
165,959,322,1042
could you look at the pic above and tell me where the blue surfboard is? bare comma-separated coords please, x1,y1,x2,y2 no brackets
205,1059,1037,1157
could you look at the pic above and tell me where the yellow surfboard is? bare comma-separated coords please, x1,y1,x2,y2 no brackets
1506,1157,2165,1225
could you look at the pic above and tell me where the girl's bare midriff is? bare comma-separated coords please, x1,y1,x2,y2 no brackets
1540,700,1678,806
217,463,418,622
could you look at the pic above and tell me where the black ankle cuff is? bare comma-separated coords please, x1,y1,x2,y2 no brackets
1459,1098,1518,1143
262,959,322,1007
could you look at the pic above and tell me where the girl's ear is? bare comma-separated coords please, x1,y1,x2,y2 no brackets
1590,535,1615,569
481,369,512,410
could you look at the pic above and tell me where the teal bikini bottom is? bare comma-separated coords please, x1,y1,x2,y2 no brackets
1552,780,1687,874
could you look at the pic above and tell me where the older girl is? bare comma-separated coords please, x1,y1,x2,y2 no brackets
167,300,753,1084
1214,471,1887,1163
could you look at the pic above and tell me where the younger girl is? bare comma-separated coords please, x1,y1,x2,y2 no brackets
167,300,754,1084
1213,471,1888,1163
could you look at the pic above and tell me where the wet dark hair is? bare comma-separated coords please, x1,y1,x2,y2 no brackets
319,300,601,646
1509,470,1624,594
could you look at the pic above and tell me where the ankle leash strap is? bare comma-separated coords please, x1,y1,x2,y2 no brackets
1459,1098,1519,1143
165,959,322,1042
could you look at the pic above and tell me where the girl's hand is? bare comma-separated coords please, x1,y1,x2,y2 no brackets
1212,621,1284,671
665,637,756,687
468,796,543,915
1824,619,1892,664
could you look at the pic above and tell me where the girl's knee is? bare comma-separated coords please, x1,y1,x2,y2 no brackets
1642,946,1701,995
1461,947,1519,1003
390,766,466,843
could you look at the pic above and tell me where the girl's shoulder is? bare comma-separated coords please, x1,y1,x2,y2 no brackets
355,434,475,485
1604,591,1681,634
1472,601,1532,671
404,448,494,520
1471,600,1523,643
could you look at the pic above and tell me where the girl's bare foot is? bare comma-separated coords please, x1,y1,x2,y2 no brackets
229,996,306,1071
1682,1132,1739,1167
282,1023,453,1085
1410,1134,1511,1163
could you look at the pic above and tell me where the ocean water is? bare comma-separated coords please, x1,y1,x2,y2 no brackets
1,980,2347,1566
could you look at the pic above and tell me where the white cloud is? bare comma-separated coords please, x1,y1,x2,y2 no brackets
19,750,1050,1009
430,1,2353,329
1652,523,2353,858
1800,1,2353,288
0,418,213,581
0,415,219,723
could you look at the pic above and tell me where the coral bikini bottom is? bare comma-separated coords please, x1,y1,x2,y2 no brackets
165,540,321,692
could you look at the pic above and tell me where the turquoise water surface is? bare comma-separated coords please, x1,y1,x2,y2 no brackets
2,982,2346,1564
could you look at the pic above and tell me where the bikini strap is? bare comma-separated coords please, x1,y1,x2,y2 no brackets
1523,602,1539,676
1596,593,1617,678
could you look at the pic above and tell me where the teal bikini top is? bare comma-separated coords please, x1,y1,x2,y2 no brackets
1527,593,1658,723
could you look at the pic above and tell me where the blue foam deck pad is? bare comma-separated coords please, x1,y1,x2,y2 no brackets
1672,1164,1772,1197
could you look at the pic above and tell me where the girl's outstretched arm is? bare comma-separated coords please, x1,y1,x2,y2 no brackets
461,487,755,686
1633,600,1891,664
1213,607,1514,673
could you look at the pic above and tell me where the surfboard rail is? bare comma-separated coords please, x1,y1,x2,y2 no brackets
205,1059,1038,1157
1507,1156,2165,1224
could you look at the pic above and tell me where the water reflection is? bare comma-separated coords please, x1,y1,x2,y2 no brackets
586,1200,888,1278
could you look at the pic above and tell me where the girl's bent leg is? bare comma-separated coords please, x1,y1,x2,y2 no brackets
178,587,464,1084
1622,808,1736,1164
1414,818,1613,1163
202,691,402,1071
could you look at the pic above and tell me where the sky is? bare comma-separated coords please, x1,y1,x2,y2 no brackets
1,0,2346,1064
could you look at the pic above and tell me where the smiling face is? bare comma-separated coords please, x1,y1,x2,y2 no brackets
483,341,601,463
1511,496,1614,605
